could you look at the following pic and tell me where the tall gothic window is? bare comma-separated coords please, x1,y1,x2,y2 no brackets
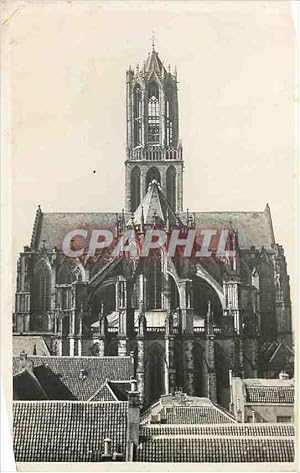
148,82,160,144
33,259,51,314
133,85,142,147
166,99,173,146
166,165,176,211
130,166,141,212
146,256,162,310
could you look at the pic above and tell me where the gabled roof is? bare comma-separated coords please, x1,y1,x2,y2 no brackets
132,180,178,226
13,401,128,462
89,380,131,402
13,355,134,401
30,203,276,252
13,335,51,356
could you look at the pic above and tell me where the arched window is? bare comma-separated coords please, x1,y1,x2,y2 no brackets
33,259,51,315
166,165,176,210
57,260,83,284
165,85,174,146
148,82,160,144
146,343,165,404
130,166,141,212
146,166,161,189
145,256,162,310
133,85,142,147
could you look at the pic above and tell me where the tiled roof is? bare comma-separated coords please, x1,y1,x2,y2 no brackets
13,371,48,401
33,212,130,250
141,395,235,425
245,386,294,404
108,381,131,401
179,209,274,249
32,206,274,252
244,378,294,404
13,356,134,401
161,406,234,424
89,382,116,402
140,423,295,438
89,380,131,402
139,395,295,462
137,437,294,463
13,335,51,356
13,401,128,462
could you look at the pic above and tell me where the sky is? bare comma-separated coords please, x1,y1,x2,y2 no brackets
3,0,297,300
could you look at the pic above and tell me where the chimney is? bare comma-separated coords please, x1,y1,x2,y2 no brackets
236,397,242,423
101,438,112,462
126,379,140,461
279,371,289,380
19,352,34,374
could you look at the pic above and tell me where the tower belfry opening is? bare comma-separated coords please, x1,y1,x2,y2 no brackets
125,47,183,213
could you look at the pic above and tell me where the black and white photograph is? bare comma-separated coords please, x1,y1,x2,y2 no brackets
1,0,297,470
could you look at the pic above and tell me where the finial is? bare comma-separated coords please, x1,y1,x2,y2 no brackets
168,64,171,73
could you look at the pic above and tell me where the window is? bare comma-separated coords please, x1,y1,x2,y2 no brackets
33,259,51,314
277,416,292,423
148,83,160,144
166,99,173,146
146,257,162,310
134,85,142,147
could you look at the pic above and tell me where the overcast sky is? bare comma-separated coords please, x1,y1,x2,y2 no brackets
4,1,297,298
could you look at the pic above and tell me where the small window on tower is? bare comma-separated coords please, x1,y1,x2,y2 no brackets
134,85,142,147
148,82,160,144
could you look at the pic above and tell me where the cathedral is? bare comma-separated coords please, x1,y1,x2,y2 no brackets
14,46,293,408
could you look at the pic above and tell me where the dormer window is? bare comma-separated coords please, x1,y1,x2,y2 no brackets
79,369,88,380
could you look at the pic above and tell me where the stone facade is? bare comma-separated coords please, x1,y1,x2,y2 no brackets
14,47,293,408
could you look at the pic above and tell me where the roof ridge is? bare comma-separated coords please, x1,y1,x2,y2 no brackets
12,355,131,359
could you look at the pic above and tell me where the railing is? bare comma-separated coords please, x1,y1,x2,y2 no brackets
107,327,118,333
127,146,182,161
147,327,165,333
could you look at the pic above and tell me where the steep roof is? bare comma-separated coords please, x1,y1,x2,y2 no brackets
13,401,128,462
13,371,48,401
31,211,130,250
13,355,134,401
144,50,166,74
179,207,275,250
13,335,51,356
30,198,276,252
131,180,178,226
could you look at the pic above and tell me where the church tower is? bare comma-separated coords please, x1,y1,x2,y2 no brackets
125,45,184,213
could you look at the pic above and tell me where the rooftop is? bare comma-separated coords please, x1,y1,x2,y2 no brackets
13,355,134,401
13,401,128,462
